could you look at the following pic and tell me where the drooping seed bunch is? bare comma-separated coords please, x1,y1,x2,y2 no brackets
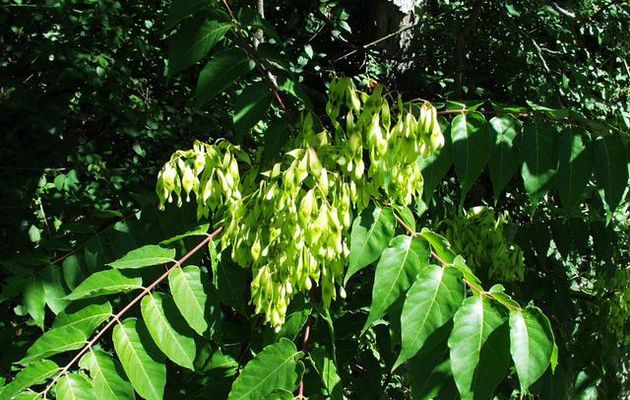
442,206,526,283
156,78,444,327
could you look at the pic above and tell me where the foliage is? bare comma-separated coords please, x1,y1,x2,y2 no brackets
1,0,629,399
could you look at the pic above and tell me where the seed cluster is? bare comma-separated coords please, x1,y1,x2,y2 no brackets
442,206,526,283
156,78,444,327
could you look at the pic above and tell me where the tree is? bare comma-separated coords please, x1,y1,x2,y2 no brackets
0,0,628,399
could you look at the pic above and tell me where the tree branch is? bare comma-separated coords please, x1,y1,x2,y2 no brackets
41,227,223,398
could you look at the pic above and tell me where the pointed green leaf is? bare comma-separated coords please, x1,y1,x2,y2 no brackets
79,350,135,400
11,392,43,400
159,224,210,246
108,245,175,269
42,265,69,314
168,265,218,336
227,338,301,400
65,270,143,301
556,129,593,210
593,135,628,211
53,300,112,336
113,318,166,400
164,0,215,30
140,292,197,369
217,257,248,316
448,296,511,400
346,205,395,284
509,306,555,392
520,120,558,205
0,360,58,399
451,112,492,201
24,276,46,330
363,235,428,332
310,348,343,400
488,115,521,199
408,323,453,400
396,265,464,368
234,82,273,139
419,228,456,264
22,326,87,363
55,373,95,400
168,18,233,76
196,48,253,107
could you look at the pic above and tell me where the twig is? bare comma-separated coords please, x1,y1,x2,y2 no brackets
530,38,551,73
297,317,312,399
334,22,419,62
436,109,531,117
221,0,291,116
40,227,223,398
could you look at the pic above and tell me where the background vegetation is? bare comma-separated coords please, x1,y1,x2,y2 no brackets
0,0,628,399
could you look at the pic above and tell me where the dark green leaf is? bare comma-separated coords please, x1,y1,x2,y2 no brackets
168,18,233,76
164,0,214,30
520,120,558,205
451,112,492,202
234,82,273,140
556,129,593,210
593,135,628,211
488,115,521,199
196,48,253,107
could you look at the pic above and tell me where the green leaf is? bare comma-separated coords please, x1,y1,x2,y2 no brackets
556,129,593,210
42,265,69,314
196,48,253,107
520,120,558,205
0,360,58,400
164,0,215,30
53,300,112,336
227,338,302,400
310,347,343,400
448,296,511,400
55,373,95,400
509,306,555,392
168,265,218,336
408,323,453,400
107,245,175,269
79,350,135,400
451,112,492,202
21,326,87,363
140,292,197,370
488,115,521,199
24,276,46,330
113,318,166,400
346,205,395,285
593,134,628,211
419,228,456,264
168,18,233,76
160,223,210,246
65,270,143,301
217,257,248,316
11,392,43,400
234,82,273,140
420,120,453,202
363,235,428,332
396,265,464,369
